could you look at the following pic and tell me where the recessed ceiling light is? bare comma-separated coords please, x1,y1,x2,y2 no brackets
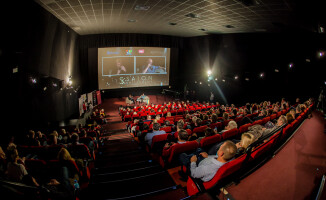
198,28,207,31
134,5,150,11
185,13,200,18
128,19,137,23
225,25,235,28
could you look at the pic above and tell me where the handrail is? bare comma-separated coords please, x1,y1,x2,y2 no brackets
245,123,287,155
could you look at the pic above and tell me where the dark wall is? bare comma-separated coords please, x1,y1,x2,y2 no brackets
1,2,80,134
178,33,326,106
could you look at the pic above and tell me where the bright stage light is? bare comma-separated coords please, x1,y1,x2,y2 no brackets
260,73,264,78
207,70,212,76
289,63,293,68
318,51,325,57
234,75,238,80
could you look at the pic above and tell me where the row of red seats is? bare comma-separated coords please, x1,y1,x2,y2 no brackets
146,108,289,168
186,104,312,196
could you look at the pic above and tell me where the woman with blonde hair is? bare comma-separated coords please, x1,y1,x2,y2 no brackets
235,132,255,157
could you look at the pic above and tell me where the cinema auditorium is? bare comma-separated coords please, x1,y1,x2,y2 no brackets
0,0,325,200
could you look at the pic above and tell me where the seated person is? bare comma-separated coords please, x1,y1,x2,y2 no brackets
286,113,294,124
188,127,215,142
162,129,189,157
179,140,237,182
219,120,238,134
142,58,165,73
137,93,149,104
144,123,166,147
234,132,255,157
253,110,267,121
126,94,135,104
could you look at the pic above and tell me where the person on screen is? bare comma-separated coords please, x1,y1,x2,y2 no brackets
142,58,165,73
116,59,126,74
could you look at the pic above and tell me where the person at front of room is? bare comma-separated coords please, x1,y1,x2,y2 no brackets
137,93,149,104
142,58,165,73
115,59,126,75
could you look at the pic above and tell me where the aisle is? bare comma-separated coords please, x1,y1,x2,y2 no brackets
81,96,187,200
225,111,326,200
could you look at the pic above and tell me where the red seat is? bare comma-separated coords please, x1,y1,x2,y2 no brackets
249,140,273,160
252,119,263,126
276,111,282,118
149,133,170,153
25,159,47,181
270,114,277,121
238,123,252,134
221,128,239,140
123,115,132,122
68,144,93,160
160,126,172,133
223,119,231,127
234,116,243,123
261,117,271,125
199,134,222,149
160,141,199,168
47,145,65,160
187,154,246,196
282,124,293,138
209,122,222,130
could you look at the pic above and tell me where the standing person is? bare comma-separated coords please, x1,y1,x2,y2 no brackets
210,92,214,102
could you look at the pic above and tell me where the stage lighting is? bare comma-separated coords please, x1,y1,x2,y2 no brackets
207,70,212,76
222,79,225,82
215,78,218,81
289,63,293,68
275,69,279,72
318,51,325,58
234,75,238,80
199,82,202,85
260,73,264,78
31,78,37,84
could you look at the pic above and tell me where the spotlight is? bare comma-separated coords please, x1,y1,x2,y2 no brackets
289,63,293,68
275,69,279,72
207,70,212,76
199,82,202,85
215,78,218,81
52,82,58,87
222,79,225,82
31,78,37,84
318,51,325,57
43,87,47,91
234,75,238,80
260,73,264,78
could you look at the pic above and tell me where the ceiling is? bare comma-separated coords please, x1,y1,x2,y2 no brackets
35,0,324,37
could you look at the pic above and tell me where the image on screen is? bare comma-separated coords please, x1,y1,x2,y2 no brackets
98,47,170,89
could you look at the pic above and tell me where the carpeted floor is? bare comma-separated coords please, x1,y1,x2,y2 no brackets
226,110,326,200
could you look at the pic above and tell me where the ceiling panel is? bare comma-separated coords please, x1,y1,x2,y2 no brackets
35,0,323,37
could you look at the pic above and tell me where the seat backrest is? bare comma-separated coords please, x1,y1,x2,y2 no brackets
24,159,47,181
202,154,246,190
282,124,293,138
67,144,92,160
249,140,273,160
238,123,252,134
193,125,208,134
252,119,263,126
46,145,64,160
151,133,170,149
221,128,239,140
160,126,172,133
270,114,277,121
209,122,222,130
199,134,222,149
168,141,199,163
261,117,271,125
